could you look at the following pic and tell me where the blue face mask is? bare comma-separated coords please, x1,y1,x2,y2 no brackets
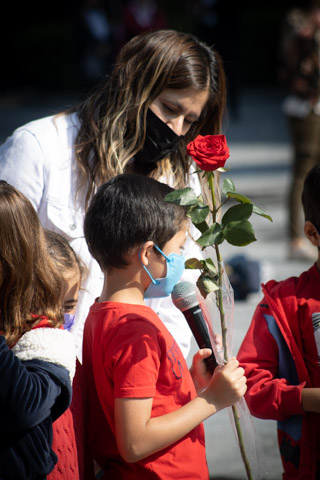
141,244,185,299
63,313,76,331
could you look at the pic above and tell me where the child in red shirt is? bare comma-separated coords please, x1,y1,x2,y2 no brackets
238,165,320,479
82,174,247,479
45,230,94,480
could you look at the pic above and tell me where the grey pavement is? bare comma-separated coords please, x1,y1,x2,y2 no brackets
0,86,309,479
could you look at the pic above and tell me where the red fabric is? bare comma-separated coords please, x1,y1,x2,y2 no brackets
238,264,320,478
31,317,58,329
48,409,79,480
82,301,209,480
48,360,96,480
70,359,96,480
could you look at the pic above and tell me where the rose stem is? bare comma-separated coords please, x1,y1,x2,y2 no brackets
208,172,253,480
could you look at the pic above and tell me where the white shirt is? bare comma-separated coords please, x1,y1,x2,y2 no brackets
0,112,203,360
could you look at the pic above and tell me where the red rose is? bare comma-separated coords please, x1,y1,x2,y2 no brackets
187,134,230,171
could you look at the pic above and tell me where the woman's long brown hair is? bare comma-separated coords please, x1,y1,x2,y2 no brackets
0,182,64,346
67,29,227,209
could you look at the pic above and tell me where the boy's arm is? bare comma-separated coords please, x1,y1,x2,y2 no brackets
238,302,305,420
301,388,320,412
114,357,246,463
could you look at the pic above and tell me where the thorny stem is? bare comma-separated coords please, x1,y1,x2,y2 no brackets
215,243,228,362
208,173,253,480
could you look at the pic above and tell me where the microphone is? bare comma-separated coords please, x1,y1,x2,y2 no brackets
171,281,218,373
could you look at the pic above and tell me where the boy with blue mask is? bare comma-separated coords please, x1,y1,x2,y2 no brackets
82,173,247,479
140,243,186,298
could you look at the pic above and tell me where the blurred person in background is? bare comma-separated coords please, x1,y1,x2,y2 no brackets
279,0,320,261
121,0,167,44
75,0,114,88
191,0,241,120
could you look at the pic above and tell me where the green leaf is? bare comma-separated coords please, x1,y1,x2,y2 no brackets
225,191,252,203
222,203,253,225
196,274,219,298
223,219,257,246
222,178,236,195
164,188,198,206
185,257,203,269
221,181,273,222
192,220,209,234
197,223,224,247
189,204,210,224
252,204,273,222
200,257,217,276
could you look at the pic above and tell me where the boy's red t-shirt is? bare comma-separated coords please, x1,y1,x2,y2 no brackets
82,301,209,479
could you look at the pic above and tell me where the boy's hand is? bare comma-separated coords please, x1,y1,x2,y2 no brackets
301,387,320,413
190,348,214,393
202,357,247,411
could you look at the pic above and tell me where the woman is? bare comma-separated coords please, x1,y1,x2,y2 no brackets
0,29,227,360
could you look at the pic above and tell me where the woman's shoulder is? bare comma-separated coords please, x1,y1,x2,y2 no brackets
10,112,79,141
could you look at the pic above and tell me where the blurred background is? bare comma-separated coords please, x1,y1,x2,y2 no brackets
0,0,306,96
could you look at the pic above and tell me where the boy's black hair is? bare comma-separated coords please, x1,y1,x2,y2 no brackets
84,174,187,269
302,165,320,231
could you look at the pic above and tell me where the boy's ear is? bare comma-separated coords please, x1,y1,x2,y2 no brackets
139,241,154,266
304,221,320,246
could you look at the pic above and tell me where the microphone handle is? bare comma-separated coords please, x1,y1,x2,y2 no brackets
183,305,218,373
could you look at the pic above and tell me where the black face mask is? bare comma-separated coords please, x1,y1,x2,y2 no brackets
134,109,183,165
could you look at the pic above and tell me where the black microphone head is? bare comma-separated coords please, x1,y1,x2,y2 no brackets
171,281,199,312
